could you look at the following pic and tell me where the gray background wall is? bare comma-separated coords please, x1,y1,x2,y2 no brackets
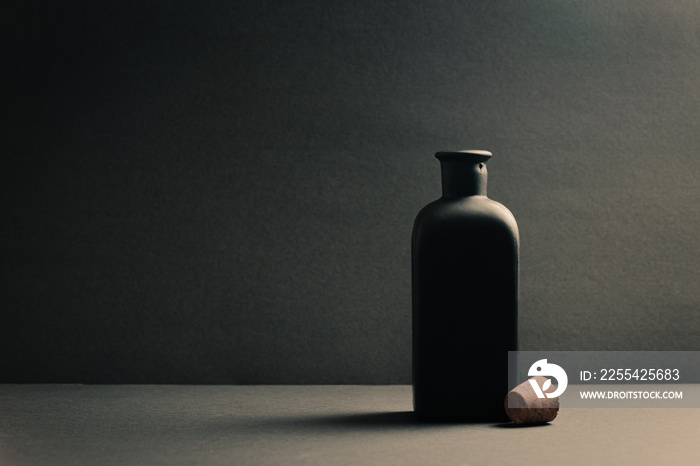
3,0,699,383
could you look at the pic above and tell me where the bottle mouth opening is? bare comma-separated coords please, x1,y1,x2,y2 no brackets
435,150,492,162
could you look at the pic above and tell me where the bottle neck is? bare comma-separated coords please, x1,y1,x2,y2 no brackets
440,160,488,197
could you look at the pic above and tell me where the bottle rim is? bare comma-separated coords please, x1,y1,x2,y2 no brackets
435,150,492,162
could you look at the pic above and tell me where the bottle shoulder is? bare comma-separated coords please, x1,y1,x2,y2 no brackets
413,196,519,238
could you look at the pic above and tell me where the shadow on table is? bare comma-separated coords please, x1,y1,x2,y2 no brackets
314,411,418,427
296,412,550,430
188,412,551,437
490,421,552,429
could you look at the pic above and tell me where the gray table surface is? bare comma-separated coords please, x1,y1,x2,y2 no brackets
0,385,698,465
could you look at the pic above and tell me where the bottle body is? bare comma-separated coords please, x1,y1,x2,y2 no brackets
412,151,518,422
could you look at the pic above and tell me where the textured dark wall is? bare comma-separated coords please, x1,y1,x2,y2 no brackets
3,0,700,383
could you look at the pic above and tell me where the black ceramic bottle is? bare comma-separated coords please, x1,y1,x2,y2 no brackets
412,150,519,422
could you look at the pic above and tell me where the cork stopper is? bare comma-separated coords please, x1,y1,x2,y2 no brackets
504,376,560,425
